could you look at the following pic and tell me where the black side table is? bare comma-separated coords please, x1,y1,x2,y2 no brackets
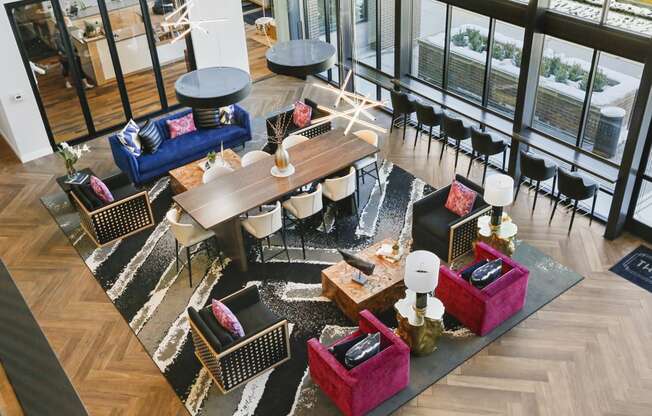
56,168,94,204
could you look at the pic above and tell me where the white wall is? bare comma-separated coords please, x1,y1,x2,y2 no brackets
0,0,52,163
189,0,249,73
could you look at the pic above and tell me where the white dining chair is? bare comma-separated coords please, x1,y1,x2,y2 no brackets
241,150,270,167
323,167,358,237
166,208,220,287
282,184,324,259
202,165,233,184
283,134,309,149
353,129,382,202
241,201,290,263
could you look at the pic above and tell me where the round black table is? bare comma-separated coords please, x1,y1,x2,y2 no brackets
175,67,252,109
266,39,336,78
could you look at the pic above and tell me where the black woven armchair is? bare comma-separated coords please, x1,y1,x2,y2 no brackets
263,98,332,152
188,286,291,394
70,173,154,246
412,175,490,263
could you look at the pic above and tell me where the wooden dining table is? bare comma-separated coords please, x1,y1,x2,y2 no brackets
173,128,379,271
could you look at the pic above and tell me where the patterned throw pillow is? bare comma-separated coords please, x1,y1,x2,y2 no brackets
117,119,142,156
139,120,163,154
292,101,312,128
211,299,245,338
444,180,477,216
89,176,114,204
166,112,196,139
219,105,235,125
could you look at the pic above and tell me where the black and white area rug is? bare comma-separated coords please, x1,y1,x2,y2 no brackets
42,157,584,415
610,245,652,293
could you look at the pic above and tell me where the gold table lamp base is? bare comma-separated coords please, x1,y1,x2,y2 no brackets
394,290,445,356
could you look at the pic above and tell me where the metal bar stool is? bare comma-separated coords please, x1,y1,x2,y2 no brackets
549,169,598,234
390,90,417,143
442,113,473,171
414,101,444,155
466,127,508,186
515,151,557,214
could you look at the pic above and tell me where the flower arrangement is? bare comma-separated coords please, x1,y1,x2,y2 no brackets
266,111,292,146
57,142,90,179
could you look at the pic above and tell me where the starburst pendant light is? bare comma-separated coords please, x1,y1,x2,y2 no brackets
161,0,227,44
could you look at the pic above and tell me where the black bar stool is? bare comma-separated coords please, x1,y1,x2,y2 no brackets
549,169,598,234
414,101,444,155
466,127,508,186
442,113,472,171
515,152,557,214
390,90,416,143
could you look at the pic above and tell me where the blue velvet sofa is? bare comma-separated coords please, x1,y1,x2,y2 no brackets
109,106,251,186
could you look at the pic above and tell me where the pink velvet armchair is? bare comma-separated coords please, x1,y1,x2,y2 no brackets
436,242,529,336
307,310,410,416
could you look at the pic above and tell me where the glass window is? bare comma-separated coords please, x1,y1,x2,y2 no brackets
354,75,378,101
581,53,643,163
634,179,652,227
533,36,593,143
354,0,376,68
379,0,395,75
487,20,524,117
606,0,652,36
410,0,446,87
550,0,605,22
447,7,489,103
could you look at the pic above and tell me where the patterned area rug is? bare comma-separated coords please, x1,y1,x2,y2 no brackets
42,157,584,415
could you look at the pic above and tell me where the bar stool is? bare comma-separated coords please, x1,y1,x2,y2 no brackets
390,90,416,143
549,169,598,234
515,152,557,214
414,101,444,155
466,127,508,186
442,113,473,171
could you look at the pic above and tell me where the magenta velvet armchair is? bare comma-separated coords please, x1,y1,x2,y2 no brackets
307,310,410,416
436,242,529,336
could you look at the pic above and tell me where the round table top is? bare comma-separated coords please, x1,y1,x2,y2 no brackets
266,39,336,78
175,67,252,108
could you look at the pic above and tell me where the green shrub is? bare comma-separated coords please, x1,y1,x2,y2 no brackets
502,43,518,61
555,66,569,83
512,49,522,67
451,31,467,47
568,63,584,82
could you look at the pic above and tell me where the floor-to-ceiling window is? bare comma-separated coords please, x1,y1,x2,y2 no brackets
303,0,339,83
410,0,446,88
487,20,524,117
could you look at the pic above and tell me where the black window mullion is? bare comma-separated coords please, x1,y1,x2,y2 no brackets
138,0,168,109
375,0,381,71
442,5,452,90
97,0,132,119
51,0,96,135
576,50,599,149
482,18,496,108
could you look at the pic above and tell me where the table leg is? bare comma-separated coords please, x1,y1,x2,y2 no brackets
212,218,248,272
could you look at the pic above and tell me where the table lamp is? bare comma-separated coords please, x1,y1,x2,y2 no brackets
404,251,439,312
483,174,515,229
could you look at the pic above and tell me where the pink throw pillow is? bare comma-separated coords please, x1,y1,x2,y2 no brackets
211,299,245,338
292,101,312,128
89,176,114,204
445,180,477,217
166,113,196,139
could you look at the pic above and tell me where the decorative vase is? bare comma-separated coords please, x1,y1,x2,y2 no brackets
275,142,290,171
65,159,77,180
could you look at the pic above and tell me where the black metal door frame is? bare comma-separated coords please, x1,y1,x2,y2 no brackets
5,0,196,150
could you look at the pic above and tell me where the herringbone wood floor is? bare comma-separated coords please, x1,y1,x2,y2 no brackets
1,75,651,416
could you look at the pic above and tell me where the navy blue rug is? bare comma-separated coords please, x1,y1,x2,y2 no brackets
610,245,652,293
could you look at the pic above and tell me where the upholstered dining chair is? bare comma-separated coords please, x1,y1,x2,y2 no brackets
549,169,598,234
389,90,417,142
283,134,309,149
467,127,508,186
353,129,381,203
241,201,290,263
516,151,558,214
202,165,233,184
166,208,220,287
241,150,270,167
442,113,473,171
323,167,358,237
282,184,324,259
414,101,444,155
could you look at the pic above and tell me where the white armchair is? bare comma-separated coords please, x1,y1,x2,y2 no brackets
202,165,233,184
353,130,381,202
282,184,324,258
283,134,309,149
241,202,290,263
166,208,218,287
241,150,270,167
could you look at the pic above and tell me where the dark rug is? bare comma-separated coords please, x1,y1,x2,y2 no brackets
41,160,583,416
610,245,652,293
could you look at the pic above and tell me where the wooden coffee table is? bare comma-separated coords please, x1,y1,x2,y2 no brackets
169,149,241,194
321,239,406,322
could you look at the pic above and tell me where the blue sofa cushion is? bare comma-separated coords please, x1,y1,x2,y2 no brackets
137,125,248,174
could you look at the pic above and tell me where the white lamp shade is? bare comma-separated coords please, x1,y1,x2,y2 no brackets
483,174,515,207
404,250,439,293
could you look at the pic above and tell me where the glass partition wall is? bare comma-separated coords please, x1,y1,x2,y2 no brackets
293,0,652,240
6,0,195,146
